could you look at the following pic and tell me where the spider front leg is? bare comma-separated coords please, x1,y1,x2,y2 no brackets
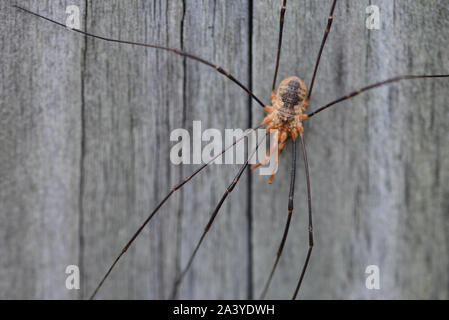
250,127,278,170
250,128,287,184
271,91,277,104
265,105,275,113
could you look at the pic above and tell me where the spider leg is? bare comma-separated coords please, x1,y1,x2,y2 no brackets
260,138,297,299
307,0,337,101
308,74,449,117
292,133,313,299
272,0,288,92
13,5,266,108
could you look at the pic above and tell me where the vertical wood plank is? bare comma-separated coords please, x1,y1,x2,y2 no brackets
0,0,84,299
177,0,251,299
80,0,250,299
252,0,449,299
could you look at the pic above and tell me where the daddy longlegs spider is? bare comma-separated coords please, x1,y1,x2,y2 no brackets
14,0,448,299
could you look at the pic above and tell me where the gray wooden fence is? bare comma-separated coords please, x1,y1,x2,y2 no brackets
0,0,448,299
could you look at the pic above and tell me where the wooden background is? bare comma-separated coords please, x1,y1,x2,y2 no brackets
0,0,448,299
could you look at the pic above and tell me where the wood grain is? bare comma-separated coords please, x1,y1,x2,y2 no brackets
0,0,448,299
0,0,84,299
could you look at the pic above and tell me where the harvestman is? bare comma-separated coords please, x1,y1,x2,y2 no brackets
14,0,449,299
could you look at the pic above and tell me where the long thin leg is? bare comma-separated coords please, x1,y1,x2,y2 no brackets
13,5,266,108
307,0,337,101
292,133,312,300
307,74,449,117
89,125,263,299
170,133,268,298
271,0,288,92
260,138,297,299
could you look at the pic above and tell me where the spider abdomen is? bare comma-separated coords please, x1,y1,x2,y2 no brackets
276,76,307,110
263,76,308,139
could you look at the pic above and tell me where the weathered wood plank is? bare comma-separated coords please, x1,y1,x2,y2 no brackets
0,0,84,299
252,0,449,299
80,0,251,299
1,0,448,300
176,0,251,299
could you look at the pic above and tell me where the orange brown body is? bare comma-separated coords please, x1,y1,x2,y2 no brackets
254,76,309,183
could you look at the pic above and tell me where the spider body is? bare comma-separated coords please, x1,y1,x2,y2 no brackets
258,76,309,183
265,77,308,138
